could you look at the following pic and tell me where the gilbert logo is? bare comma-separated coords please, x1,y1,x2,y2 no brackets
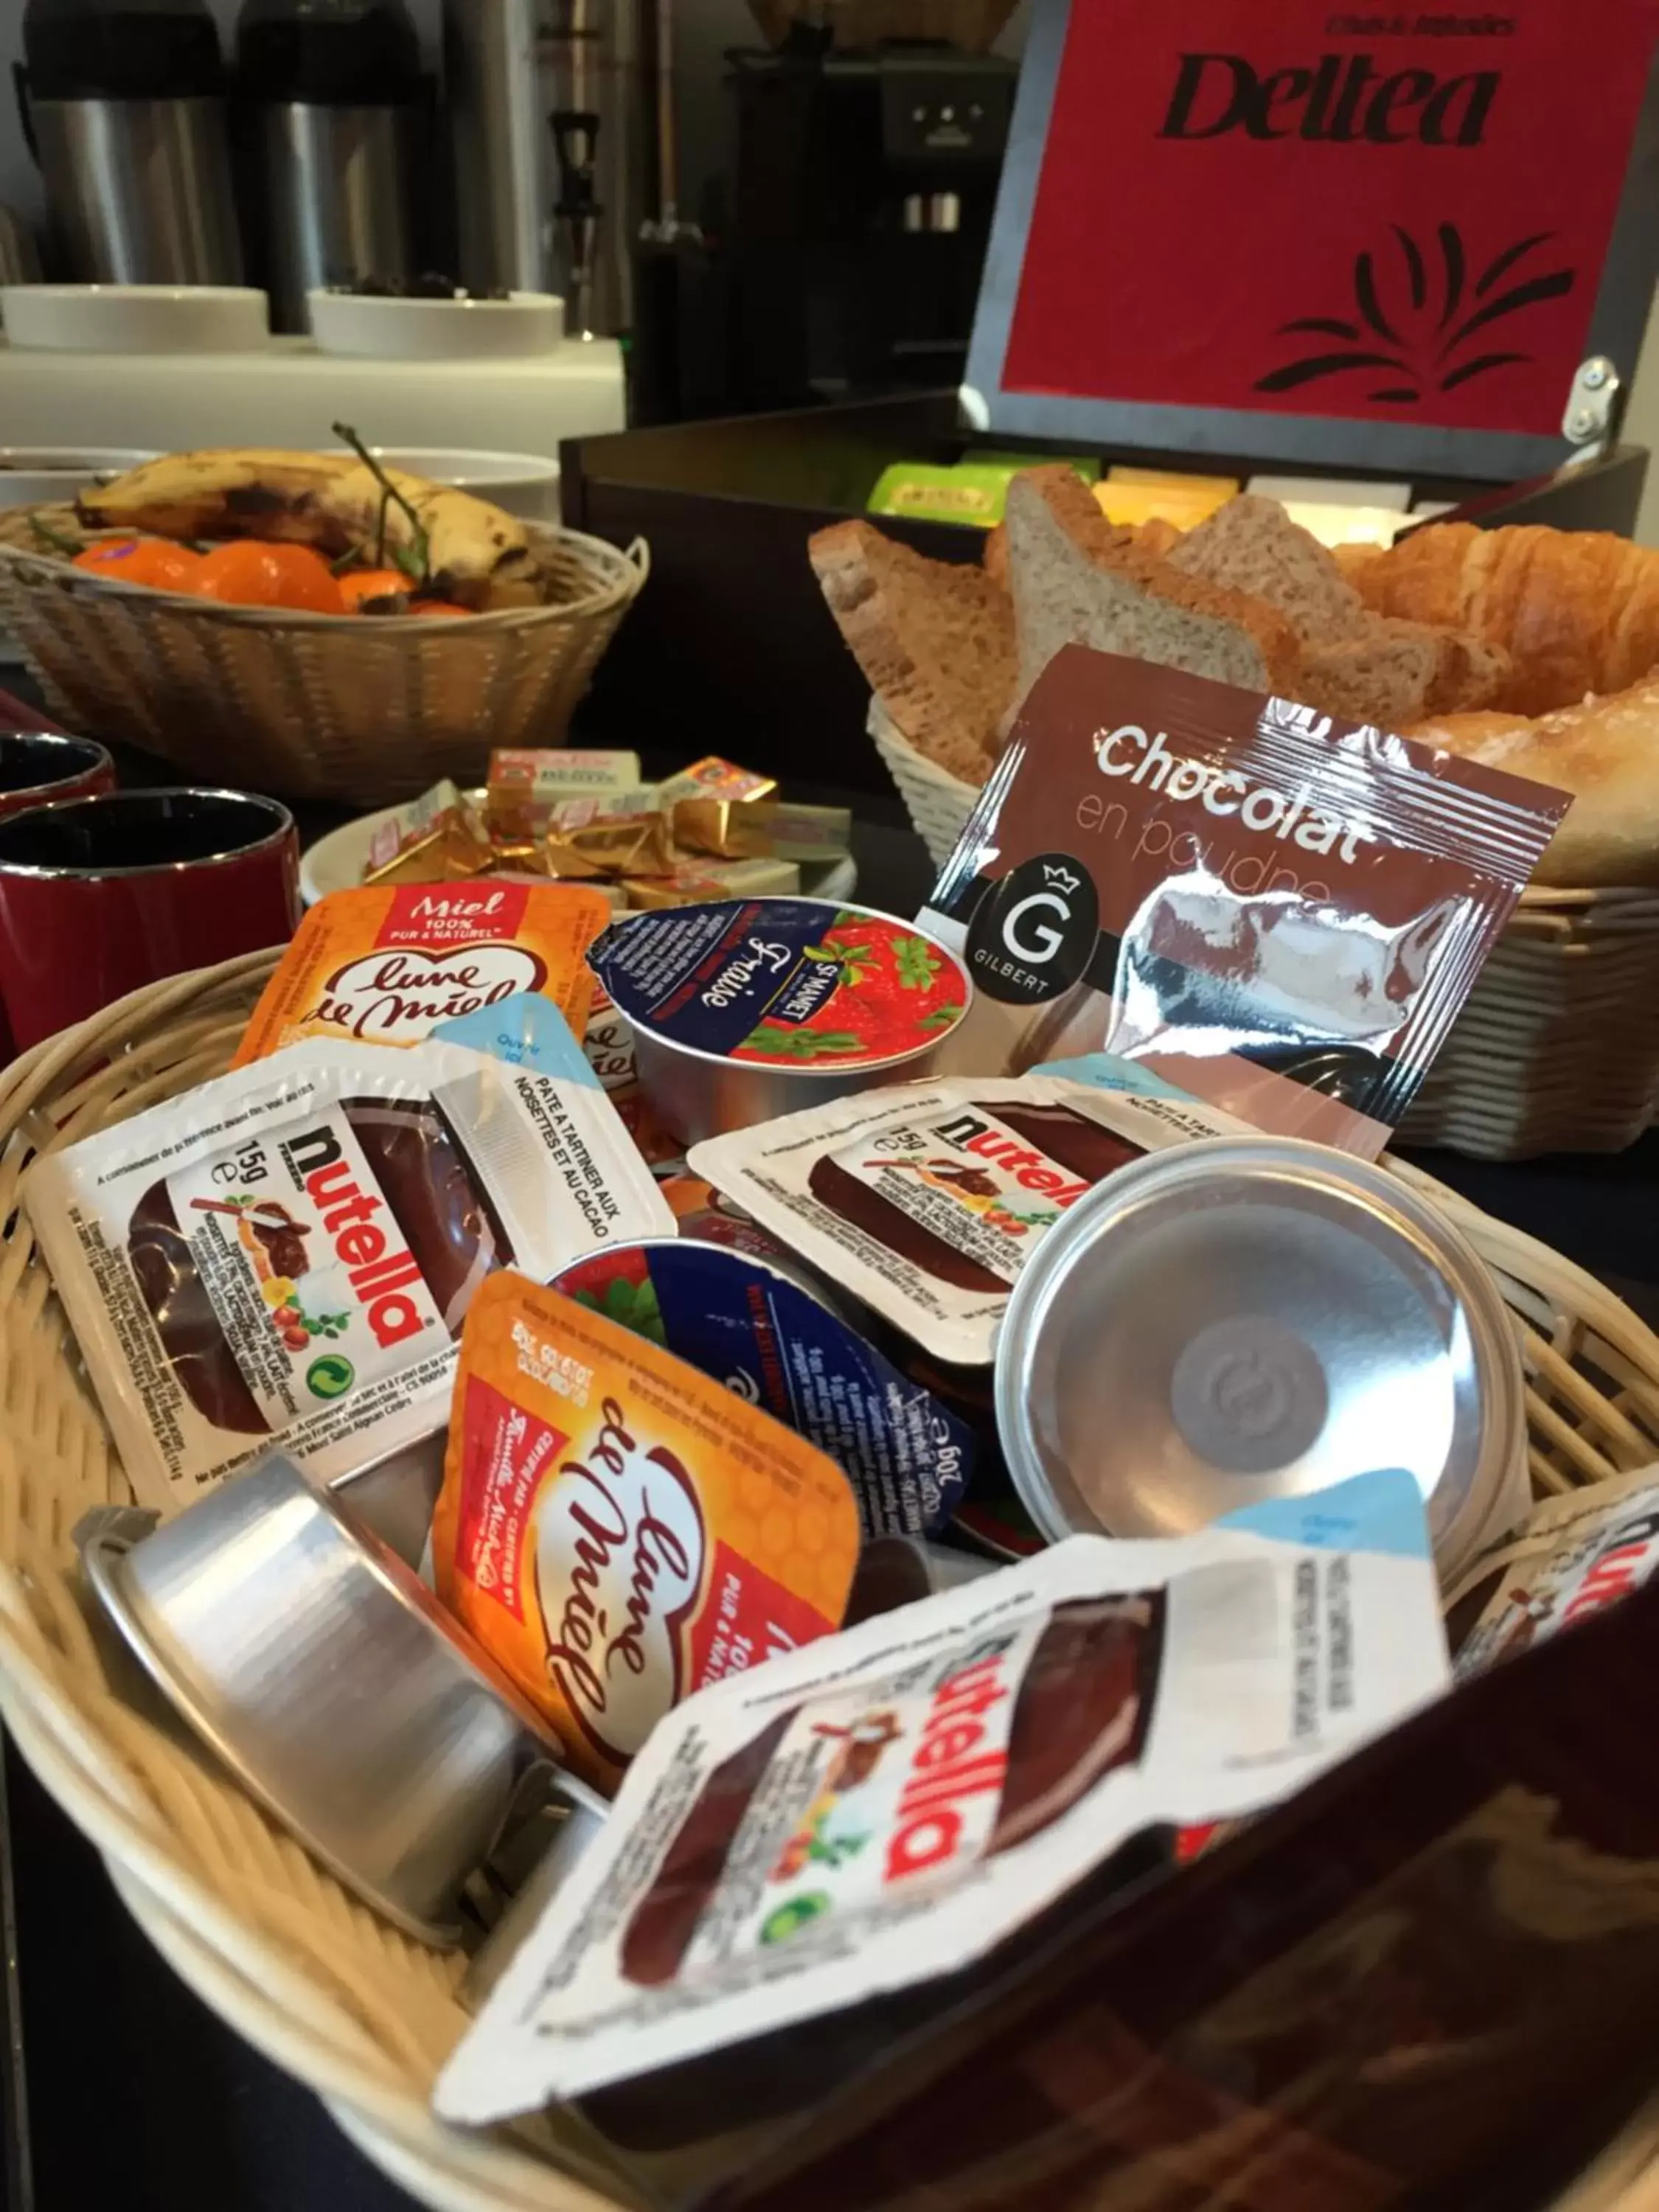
535,1397,706,1761
1161,52,1498,145
315,945,544,1040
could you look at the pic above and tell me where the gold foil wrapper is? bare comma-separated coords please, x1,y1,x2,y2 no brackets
622,872,731,910
485,747,645,841
490,838,547,874
672,798,779,861
659,755,778,806
364,780,495,887
544,812,677,883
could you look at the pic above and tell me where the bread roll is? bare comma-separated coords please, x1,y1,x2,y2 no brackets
1406,677,1659,888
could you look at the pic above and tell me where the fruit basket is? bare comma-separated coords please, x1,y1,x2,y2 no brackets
0,509,647,808
870,701,1659,1164
2,951,1659,2207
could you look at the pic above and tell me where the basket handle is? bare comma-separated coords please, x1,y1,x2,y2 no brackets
624,536,651,582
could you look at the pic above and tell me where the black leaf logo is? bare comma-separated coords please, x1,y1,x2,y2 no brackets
1256,226,1575,405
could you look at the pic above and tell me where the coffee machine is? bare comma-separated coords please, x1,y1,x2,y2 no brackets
714,32,1015,411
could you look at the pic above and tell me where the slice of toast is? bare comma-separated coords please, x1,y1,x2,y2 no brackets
1167,493,1365,647
1002,467,1303,704
1170,493,1512,722
809,520,1015,784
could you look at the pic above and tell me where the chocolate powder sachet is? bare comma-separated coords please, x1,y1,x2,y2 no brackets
920,647,1570,1158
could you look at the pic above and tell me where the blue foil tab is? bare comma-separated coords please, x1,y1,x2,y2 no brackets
555,1239,973,1538
434,990,599,1085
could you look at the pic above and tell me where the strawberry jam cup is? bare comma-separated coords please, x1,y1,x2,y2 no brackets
587,897,973,1144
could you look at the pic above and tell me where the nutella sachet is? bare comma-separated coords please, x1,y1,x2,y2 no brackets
921,649,1569,1158
233,882,611,1061
27,1038,673,1512
432,1275,861,1792
1444,1467,1659,1674
688,1075,1244,1365
435,1467,1447,2122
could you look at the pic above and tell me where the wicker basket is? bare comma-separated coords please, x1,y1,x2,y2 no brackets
0,517,648,808
871,703,1659,1162
1,953,1659,2206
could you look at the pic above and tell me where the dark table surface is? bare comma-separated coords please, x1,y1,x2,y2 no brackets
2,725,1658,2211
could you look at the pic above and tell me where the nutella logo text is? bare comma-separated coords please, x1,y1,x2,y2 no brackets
535,1397,706,1761
930,1113,1091,1211
281,1124,428,1350
314,945,545,1041
1094,722,1371,863
1160,52,1499,145
1559,1508,1659,1631
886,1635,1016,1884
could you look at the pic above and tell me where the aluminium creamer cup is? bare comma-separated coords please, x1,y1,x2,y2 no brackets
994,1135,1529,1589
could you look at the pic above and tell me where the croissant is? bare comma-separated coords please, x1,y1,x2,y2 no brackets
1343,523,1659,717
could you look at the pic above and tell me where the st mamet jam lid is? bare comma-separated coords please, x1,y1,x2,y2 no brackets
966,0,1659,483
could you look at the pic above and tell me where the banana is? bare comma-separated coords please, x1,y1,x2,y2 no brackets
76,448,536,608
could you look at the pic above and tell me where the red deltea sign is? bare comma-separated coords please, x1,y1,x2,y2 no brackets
1002,1,1659,436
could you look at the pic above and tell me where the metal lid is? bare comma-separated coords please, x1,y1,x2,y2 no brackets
995,1137,1525,1585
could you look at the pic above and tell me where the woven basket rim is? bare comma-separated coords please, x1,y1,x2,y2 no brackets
4,950,1659,2205
0,517,647,634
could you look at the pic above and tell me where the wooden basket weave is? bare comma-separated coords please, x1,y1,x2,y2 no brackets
1,951,1658,2211
871,704,1659,1163
0,517,648,809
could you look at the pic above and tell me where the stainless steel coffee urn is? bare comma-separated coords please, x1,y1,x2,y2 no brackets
442,0,647,337
13,0,243,283
235,0,422,333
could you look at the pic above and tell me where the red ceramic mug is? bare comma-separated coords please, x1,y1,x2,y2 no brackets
0,787,300,1052
0,730,116,820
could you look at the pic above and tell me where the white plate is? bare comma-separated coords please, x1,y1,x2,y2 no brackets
0,285,270,353
326,446,559,521
306,291,563,361
0,446,157,509
303,793,858,906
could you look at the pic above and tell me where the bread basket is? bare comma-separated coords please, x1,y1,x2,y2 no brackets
0,510,648,808
2,949,1659,2209
871,702,1659,1163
